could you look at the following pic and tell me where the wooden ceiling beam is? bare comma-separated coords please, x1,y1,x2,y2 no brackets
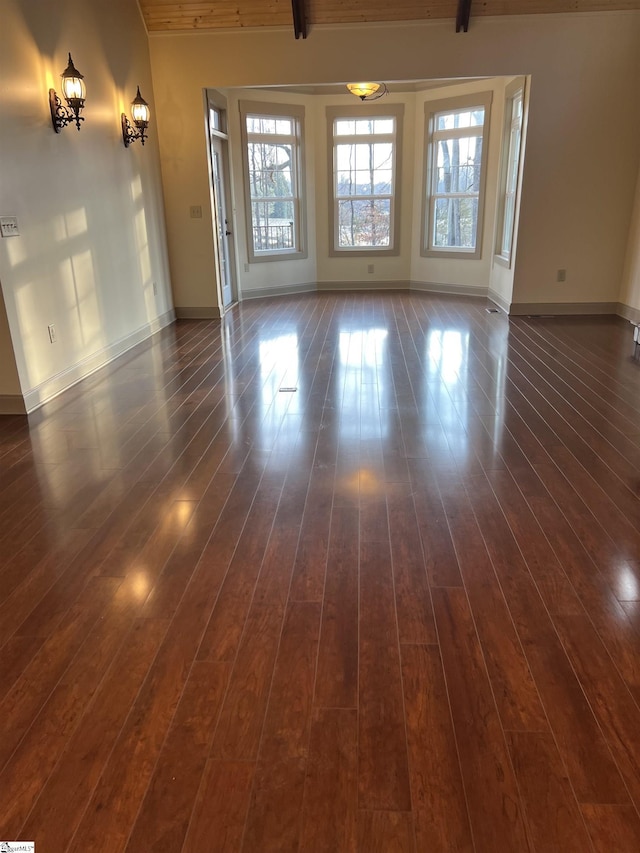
139,1,640,34
456,0,472,32
292,0,307,38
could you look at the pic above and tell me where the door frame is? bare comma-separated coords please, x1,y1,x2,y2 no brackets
205,89,238,312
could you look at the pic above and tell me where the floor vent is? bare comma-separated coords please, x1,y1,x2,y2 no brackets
485,308,499,314
279,387,297,393
527,314,556,319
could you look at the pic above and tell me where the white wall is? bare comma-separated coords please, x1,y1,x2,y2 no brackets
510,18,639,309
149,12,640,313
0,0,172,411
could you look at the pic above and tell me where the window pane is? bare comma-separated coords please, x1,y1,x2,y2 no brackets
435,163,481,194
374,118,394,134
338,198,391,248
210,108,220,130
247,116,275,134
356,142,392,171
335,119,356,136
247,116,293,135
513,93,523,120
336,143,393,196
252,201,295,251
335,171,393,196
247,143,293,199
336,169,353,196
249,168,293,199
433,197,478,249
372,169,392,194
335,117,395,136
275,119,294,134
435,137,482,194
436,108,485,131
506,126,521,192
354,119,375,135
374,143,393,169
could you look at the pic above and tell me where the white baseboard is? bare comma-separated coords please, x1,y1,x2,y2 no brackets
0,395,27,415
22,309,176,413
509,301,618,316
317,280,409,291
175,306,222,319
487,288,511,314
410,280,488,298
617,302,640,324
240,282,317,300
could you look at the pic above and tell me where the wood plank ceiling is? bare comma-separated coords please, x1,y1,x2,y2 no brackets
139,0,640,32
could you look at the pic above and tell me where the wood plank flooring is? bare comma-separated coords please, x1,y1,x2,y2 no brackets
2,292,640,851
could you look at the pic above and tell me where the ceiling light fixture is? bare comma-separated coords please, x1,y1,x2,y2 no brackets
49,53,86,132
122,86,151,147
346,82,388,102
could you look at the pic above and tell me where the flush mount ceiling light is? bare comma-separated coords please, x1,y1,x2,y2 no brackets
49,53,86,132
121,86,151,147
346,82,388,101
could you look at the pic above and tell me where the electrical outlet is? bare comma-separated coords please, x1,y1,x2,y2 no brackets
557,268,567,282
367,264,374,274
48,324,57,344
190,205,203,219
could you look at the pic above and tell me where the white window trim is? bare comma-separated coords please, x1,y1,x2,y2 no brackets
207,89,228,138
239,100,307,264
495,78,526,269
422,91,492,261
327,103,404,258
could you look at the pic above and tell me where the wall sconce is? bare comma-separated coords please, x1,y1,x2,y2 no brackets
122,87,151,147
346,82,388,102
49,53,86,132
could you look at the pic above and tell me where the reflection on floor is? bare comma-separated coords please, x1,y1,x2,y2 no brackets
2,292,640,851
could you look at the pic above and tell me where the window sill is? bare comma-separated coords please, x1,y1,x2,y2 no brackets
421,248,481,261
249,250,308,264
329,246,400,259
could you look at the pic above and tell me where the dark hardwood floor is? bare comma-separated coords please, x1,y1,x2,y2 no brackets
2,291,640,851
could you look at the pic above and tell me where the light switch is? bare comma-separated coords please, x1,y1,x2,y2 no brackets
0,216,19,237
